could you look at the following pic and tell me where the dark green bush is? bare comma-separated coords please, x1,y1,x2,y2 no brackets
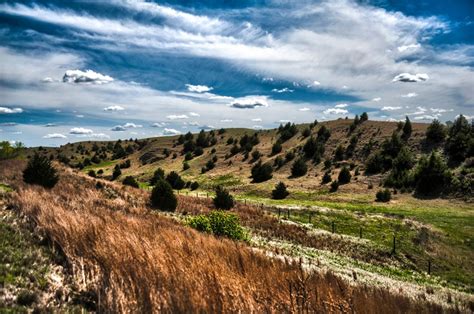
321,171,332,184
338,166,351,184
291,157,307,177
272,182,289,199
88,170,96,178
213,186,234,210
251,160,273,182
426,119,446,143
151,179,177,211
413,152,452,196
190,181,199,191
123,176,139,188
330,180,339,192
271,140,282,155
183,161,190,170
166,171,185,190
376,189,391,202
150,168,165,185
23,153,59,188
112,164,121,180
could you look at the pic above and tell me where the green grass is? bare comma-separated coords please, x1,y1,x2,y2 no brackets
0,183,13,192
197,174,243,189
82,160,115,172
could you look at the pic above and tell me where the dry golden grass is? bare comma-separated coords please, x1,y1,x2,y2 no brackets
1,160,454,313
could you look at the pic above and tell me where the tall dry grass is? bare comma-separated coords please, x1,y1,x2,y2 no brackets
1,160,452,313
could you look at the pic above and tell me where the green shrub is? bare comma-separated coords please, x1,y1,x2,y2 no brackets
330,180,339,192
272,182,289,199
112,164,121,180
151,179,177,211
338,166,351,184
88,170,96,178
321,171,332,184
187,215,212,233
123,176,139,188
213,186,234,210
190,181,199,191
445,114,473,164
183,162,190,171
271,140,282,155
166,171,185,190
291,157,307,177
251,160,273,182
16,290,37,306
376,189,391,202
184,152,193,161
334,145,345,161
402,116,412,140
23,153,59,188
426,119,446,143
150,168,165,185
413,152,452,196
188,211,246,240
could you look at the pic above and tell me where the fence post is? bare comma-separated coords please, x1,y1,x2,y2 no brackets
359,226,362,238
287,209,290,219
428,259,431,275
332,221,335,233
392,235,396,254
278,208,281,218
244,199,246,205
206,193,209,199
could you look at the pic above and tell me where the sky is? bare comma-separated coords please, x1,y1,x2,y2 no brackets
0,0,473,147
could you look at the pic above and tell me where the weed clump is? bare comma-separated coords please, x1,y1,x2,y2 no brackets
376,189,391,202
123,176,139,188
188,211,246,241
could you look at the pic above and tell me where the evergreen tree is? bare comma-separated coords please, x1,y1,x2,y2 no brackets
271,140,282,155
413,152,452,196
166,171,185,190
251,160,273,182
360,112,368,122
123,176,139,188
23,153,59,188
291,157,307,177
272,182,289,199
151,179,177,211
426,119,446,143
150,168,165,185
445,114,473,164
338,166,351,184
321,171,332,184
334,145,345,161
112,164,122,180
402,116,412,140
213,186,234,210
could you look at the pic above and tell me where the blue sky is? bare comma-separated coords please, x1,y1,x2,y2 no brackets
0,0,473,146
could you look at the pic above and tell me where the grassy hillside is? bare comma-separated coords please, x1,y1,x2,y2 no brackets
1,159,472,312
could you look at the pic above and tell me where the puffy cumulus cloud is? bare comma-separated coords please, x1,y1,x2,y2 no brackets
43,133,67,139
104,105,125,111
323,108,348,115
251,118,262,122
402,92,418,98
230,96,268,109
299,107,310,111
185,84,213,93
63,69,113,84
272,87,294,93
0,106,23,114
189,112,200,117
111,122,142,131
372,97,381,102
413,114,441,121
163,128,181,135
335,104,348,108
392,73,429,82
69,127,93,134
382,106,402,111
167,114,189,120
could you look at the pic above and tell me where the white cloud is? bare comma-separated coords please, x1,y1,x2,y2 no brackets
189,112,200,117
430,108,452,113
86,133,110,139
324,108,348,115
401,92,418,98
272,87,294,93
0,107,23,114
63,69,113,84
382,106,402,111
185,84,213,93
41,77,55,83
111,122,142,131
299,107,310,111
230,96,268,109
69,127,93,134
392,73,429,82
397,43,421,53
76,114,84,118
372,97,381,102
252,125,263,129
43,133,67,139
151,122,166,127
104,105,125,111
163,128,181,135
413,115,440,120
167,114,189,120
251,118,262,122
220,119,232,122
335,104,348,108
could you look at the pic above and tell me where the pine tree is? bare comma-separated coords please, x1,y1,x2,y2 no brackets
426,119,446,143
23,153,59,188
272,182,289,199
213,186,234,210
402,116,412,140
151,179,177,211
338,166,351,184
112,164,122,180
413,152,452,196
291,157,307,177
